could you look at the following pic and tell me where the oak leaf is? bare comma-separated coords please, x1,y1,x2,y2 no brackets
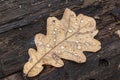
23,8,101,77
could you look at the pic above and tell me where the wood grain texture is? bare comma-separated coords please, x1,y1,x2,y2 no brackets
0,0,120,80
0,0,83,33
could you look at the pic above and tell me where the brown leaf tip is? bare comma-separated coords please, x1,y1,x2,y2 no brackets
115,30,120,37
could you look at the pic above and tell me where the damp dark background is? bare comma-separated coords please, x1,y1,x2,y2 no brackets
0,0,120,80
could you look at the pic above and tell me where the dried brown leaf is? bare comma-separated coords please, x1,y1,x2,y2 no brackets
23,8,101,77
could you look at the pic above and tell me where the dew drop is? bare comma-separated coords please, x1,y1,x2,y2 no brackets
53,32,56,34
74,53,78,56
54,28,57,31
68,30,72,33
47,44,50,47
77,45,81,49
54,39,56,42
75,22,77,25
61,46,64,49
81,20,83,23
76,41,79,43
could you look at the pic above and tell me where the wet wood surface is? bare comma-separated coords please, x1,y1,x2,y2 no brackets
0,0,120,80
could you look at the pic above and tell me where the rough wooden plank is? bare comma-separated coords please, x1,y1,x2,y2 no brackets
0,0,83,33
0,0,120,80
1,72,24,80
112,5,120,20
